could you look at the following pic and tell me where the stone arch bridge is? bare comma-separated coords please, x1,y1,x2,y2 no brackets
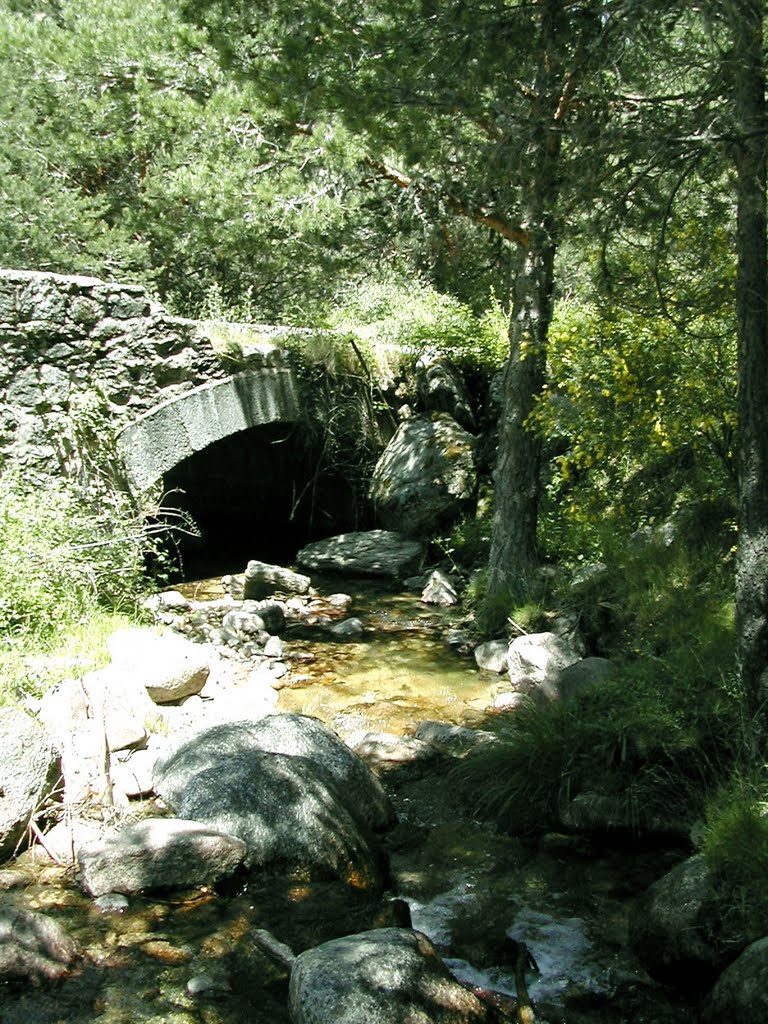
0,269,366,564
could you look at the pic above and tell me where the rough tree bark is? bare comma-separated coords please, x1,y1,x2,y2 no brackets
731,0,768,756
486,215,556,609
486,2,572,615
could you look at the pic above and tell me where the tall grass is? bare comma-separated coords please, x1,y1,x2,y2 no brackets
0,467,160,706
454,644,741,838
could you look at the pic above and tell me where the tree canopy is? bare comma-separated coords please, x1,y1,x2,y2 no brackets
2,0,768,750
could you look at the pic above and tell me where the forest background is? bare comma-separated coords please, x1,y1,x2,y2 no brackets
2,0,768,936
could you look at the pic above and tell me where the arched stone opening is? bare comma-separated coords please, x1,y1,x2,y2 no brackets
159,422,371,578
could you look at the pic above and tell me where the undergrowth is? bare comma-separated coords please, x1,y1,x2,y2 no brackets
454,663,741,837
701,776,768,951
453,503,741,839
0,465,179,707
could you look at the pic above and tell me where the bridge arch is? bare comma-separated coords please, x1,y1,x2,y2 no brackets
116,367,301,494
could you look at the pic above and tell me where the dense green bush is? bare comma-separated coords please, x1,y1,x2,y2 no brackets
0,468,151,643
533,297,736,563
321,274,508,374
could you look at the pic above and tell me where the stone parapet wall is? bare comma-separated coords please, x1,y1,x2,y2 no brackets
0,269,248,476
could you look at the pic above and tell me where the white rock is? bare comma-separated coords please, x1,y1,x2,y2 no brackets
507,631,581,688
108,628,210,704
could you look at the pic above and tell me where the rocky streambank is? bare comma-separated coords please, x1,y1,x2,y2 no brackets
0,537,757,1022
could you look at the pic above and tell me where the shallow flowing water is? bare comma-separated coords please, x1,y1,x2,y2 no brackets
0,574,697,1023
277,597,495,739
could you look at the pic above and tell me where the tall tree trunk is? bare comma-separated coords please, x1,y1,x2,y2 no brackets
731,0,768,756
486,0,566,618
486,217,555,609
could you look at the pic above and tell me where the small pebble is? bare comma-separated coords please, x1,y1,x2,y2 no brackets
187,973,231,997
94,893,130,913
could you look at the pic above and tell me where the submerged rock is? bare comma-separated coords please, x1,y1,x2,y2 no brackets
329,617,365,638
0,907,79,982
289,927,498,1024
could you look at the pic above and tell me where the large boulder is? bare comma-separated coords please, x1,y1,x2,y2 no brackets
107,627,210,703
370,414,476,537
0,707,60,861
0,907,79,982
289,928,497,1024
629,855,725,989
297,530,423,579
153,714,394,832
702,937,768,1022
174,751,388,890
76,818,247,897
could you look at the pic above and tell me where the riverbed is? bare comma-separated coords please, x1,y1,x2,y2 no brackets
0,574,697,1023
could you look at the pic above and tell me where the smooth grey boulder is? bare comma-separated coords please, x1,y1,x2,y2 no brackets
107,627,210,703
153,714,394,832
548,656,616,701
297,530,424,579
629,855,725,988
243,560,311,600
0,707,60,861
289,928,496,1024
507,631,581,693
702,937,768,1022
353,732,438,771
370,414,477,538
414,720,494,755
76,818,247,897
329,617,365,638
0,907,79,982
175,751,388,890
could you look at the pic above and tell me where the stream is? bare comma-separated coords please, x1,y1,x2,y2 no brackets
0,574,698,1024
